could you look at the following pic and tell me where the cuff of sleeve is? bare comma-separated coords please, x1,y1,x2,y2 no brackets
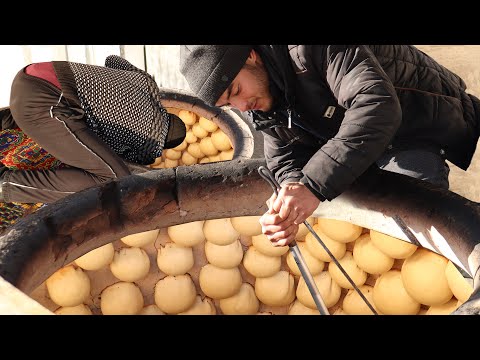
299,177,327,202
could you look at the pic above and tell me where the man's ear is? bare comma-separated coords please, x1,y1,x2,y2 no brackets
246,48,260,65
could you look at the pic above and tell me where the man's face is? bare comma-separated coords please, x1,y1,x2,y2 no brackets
215,60,273,113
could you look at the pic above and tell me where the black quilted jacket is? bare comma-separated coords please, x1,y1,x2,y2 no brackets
246,45,480,202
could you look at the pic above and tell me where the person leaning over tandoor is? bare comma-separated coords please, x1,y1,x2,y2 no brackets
179,45,480,246
0,55,186,204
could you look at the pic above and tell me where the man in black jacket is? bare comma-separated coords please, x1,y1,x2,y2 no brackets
180,45,480,246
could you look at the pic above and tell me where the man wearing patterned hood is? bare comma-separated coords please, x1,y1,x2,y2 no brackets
0,55,186,204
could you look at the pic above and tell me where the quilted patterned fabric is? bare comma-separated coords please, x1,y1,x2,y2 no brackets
0,128,64,231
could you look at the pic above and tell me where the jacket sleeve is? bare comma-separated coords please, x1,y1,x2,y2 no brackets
299,45,402,201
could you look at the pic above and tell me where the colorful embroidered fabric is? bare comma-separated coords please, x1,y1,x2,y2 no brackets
0,128,64,231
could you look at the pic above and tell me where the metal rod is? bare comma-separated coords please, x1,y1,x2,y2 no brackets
258,166,329,315
258,166,378,315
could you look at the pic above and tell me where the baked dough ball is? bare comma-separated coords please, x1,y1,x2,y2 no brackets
205,239,243,269
167,221,205,247
100,282,144,315
316,218,362,243
425,298,460,315
296,271,341,309
401,248,452,306
199,264,242,299
192,122,209,139
199,137,219,156
295,217,315,240
178,110,197,126
121,229,159,248
251,233,289,257
110,247,150,282
255,270,296,307
203,218,240,245
179,296,217,315
373,270,420,315
342,284,379,315
164,149,182,161
219,149,234,161
54,304,92,315
230,216,263,236
370,230,417,259
187,142,205,159
154,275,197,314
219,283,259,315
46,265,91,307
305,224,346,262
74,243,115,271
243,246,281,278
286,242,325,276
445,261,474,303
157,242,194,275
328,251,367,289
288,300,320,315
199,117,219,132
211,128,232,151
138,304,165,315
352,233,394,274
181,150,198,165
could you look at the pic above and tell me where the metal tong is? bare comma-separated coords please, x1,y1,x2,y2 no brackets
258,166,378,315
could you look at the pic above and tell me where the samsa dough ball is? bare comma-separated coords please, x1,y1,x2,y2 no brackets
288,300,320,315
219,283,259,315
211,128,232,151
295,217,315,240
203,218,240,245
286,242,325,276
316,218,362,243
243,246,281,278
445,261,474,303
199,137,219,157
110,247,150,282
178,110,197,126
199,116,219,132
328,251,367,289
296,271,341,309
120,229,159,248
252,233,289,257
168,221,205,247
74,243,115,271
370,230,417,259
205,239,243,269
342,284,379,315
156,242,194,275
100,282,144,315
138,304,165,315
373,270,420,315
305,224,346,262
255,270,296,307
425,298,460,315
46,265,91,307
154,275,197,314
401,248,453,306
199,264,242,299
179,295,217,315
230,216,263,236
353,233,394,274
54,304,92,315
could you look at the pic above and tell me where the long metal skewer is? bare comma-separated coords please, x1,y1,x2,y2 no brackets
258,166,378,315
258,167,329,315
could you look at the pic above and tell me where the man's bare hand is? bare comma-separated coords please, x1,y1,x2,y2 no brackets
271,182,320,226
259,208,299,246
